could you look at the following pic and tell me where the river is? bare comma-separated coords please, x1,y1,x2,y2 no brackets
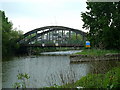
2,50,120,88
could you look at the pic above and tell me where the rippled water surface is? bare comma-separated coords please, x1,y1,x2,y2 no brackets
2,51,120,88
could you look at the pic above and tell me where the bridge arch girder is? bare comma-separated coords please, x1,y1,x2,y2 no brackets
19,26,86,46
23,26,86,37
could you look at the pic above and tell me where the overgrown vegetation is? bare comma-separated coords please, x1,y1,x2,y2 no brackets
81,2,120,49
2,1,120,89
74,67,120,88
76,49,120,56
1,10,23,60
46,67,120,89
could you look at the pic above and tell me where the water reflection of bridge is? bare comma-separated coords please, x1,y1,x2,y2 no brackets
18,26,87,47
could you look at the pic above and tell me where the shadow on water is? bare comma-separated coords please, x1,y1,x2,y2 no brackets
71,60,120,74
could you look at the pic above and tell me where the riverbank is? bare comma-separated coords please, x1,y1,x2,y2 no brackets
42,49,120,89
70,49,120,63
46,67,120,89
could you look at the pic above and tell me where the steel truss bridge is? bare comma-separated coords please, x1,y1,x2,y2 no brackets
18,26,87,47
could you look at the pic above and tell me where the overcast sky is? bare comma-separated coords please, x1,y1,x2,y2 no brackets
0,0,87,33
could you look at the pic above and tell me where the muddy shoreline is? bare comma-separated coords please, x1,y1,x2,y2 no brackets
70,53,120,63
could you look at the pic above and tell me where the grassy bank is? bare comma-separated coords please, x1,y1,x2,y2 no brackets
74,67,120,88
46,67,120,89
75,49,120,56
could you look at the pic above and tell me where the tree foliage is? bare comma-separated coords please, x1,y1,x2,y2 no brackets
81,2,120,49
1,10,23,59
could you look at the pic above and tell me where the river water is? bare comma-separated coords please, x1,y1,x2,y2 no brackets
2,50,120,88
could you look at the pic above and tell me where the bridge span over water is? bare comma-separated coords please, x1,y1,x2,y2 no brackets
18,26,87,47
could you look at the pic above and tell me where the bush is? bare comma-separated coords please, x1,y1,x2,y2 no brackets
103,67,120,88
75,67,120,89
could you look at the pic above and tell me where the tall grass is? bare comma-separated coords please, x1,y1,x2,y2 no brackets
74,67,120,88
45,69,77,87
45,61,120,88
76,49,120,56
45,67,120,89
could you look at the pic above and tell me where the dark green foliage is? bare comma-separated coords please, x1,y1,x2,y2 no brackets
75,74,104,88
103,67,120,88
74,67,120,88
1,10,23,59
68,33,83,45
72,67,120,88
47,67,120,89
81,2,120,49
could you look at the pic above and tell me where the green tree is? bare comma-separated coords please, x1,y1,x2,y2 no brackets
81,2,120,49
1,10,23,59
70,33,83,44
